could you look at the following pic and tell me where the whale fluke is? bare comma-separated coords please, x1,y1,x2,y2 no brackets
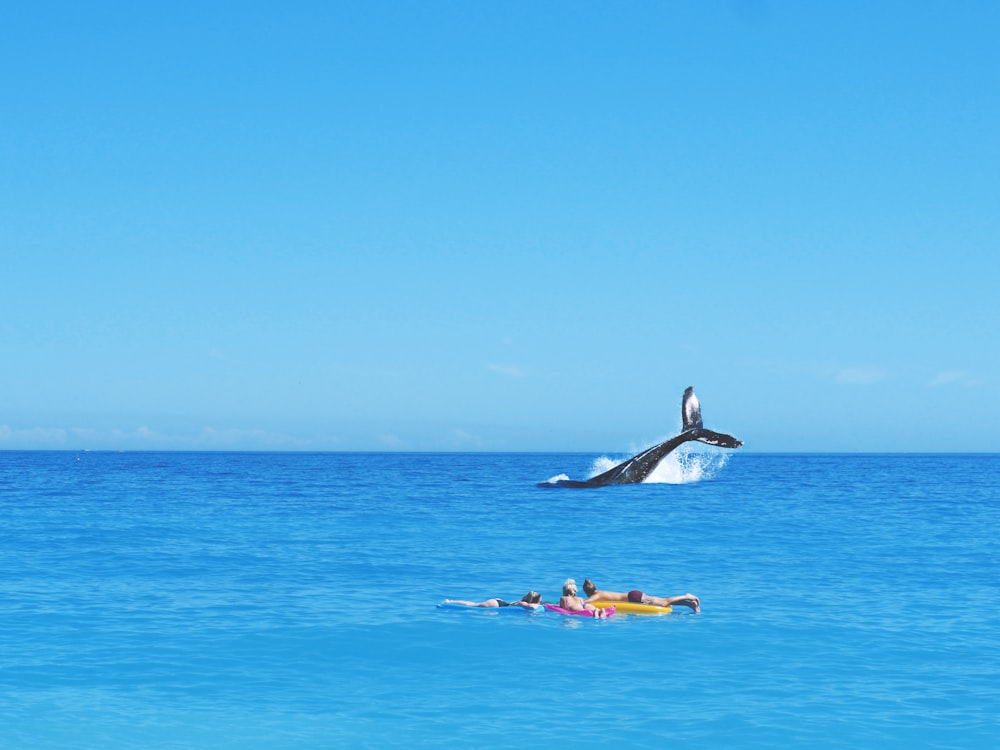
540,386,742,488
682,386,703,431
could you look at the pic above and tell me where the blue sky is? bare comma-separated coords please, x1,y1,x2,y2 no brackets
2,1,998,452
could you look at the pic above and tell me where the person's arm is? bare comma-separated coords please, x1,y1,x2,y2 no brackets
585,588,609,603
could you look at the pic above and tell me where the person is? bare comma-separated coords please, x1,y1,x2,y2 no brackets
582,578,701,613
559,578,607,618
443,591,543,609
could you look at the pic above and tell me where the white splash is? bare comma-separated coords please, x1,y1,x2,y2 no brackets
588,448,730,485
588,456,622,477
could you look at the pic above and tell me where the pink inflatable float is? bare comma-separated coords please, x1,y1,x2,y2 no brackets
543,604,616,617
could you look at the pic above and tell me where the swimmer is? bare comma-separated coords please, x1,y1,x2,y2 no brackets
559,578,607,618
582,578,700,613
443,591,543,610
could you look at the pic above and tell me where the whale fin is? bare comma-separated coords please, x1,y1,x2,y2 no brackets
691,428,743,449
682,386,703,431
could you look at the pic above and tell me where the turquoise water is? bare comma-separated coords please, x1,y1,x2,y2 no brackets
1,451,998,748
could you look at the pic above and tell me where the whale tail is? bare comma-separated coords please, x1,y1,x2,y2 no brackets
681,386,703,431
682,387,743,448
690,428,743,449
540,385,742,487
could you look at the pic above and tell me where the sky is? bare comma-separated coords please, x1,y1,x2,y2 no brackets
2,1,998,453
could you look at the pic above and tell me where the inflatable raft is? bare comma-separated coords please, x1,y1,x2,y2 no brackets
437,603,545,613
543,604,616,617
590,601,672,615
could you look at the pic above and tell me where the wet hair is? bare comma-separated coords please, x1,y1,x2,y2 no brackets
521,591,541,604
583,579,597,597
562,578,577,596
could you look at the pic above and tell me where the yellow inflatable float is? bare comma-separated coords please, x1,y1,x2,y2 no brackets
590,601,672,615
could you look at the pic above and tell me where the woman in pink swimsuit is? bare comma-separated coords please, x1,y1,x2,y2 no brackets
559,579,608,618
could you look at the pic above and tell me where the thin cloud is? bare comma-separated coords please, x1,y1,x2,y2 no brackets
0,424,308,449
448,428,482,448
929,371,965,386
0,425,69,444
487,363,526,378
928,371,985,387
836,367,888,385
195,426,305,448
0,424,171,448
376,433,405,448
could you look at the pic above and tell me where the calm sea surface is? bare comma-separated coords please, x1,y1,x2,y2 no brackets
1,451,997,748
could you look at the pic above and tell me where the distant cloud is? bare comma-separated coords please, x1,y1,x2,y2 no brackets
929,371,965,386
0,424,69,444
836,367,888,385
448,428,482,448
195,426,302,448
928,371,985,387
377,433,404,448
207,347,242,364
0,424,168,448
487,363,525,378
0,423,306,450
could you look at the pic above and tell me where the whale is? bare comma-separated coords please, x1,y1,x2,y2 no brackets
540,386,743,488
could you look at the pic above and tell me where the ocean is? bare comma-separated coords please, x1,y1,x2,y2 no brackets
1,450,997,748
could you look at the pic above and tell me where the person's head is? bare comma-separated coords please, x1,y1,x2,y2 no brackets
583,579,597,597
562,578,577,596
521,591,541,604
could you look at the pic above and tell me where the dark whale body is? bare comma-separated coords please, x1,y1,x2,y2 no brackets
541,387,743,488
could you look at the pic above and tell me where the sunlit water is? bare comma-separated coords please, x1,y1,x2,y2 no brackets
1,451,997,748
